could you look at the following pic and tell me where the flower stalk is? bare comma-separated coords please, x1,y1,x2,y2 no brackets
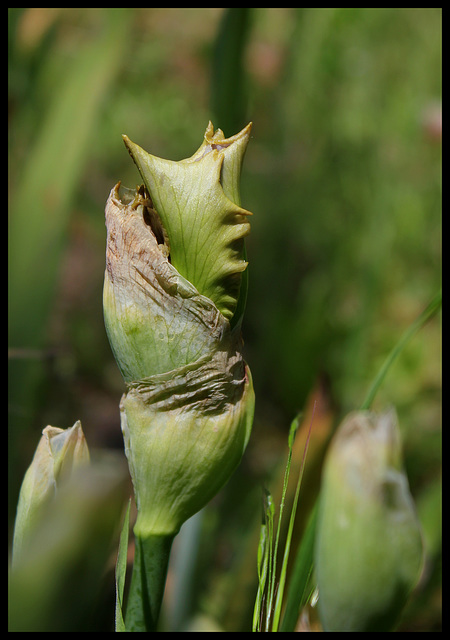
103,123,255,630
124,534,174,631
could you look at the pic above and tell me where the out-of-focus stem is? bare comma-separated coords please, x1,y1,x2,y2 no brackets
125,534,174,632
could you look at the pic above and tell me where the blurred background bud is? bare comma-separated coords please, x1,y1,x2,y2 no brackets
315,409,424,632
12,421,89,564
9,451,130,632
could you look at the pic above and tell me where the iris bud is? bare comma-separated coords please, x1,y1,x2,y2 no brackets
103,123,255,538
315,409,424,632
12,421,89,564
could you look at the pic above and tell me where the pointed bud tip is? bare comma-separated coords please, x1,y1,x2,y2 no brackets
204,121,253,147
122,133,138,159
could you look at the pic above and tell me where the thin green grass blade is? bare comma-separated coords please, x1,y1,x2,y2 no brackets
253,490,271,632
272,405,315,632
115,499,131,632
263,416,299,631
279,502,319,632
253,416,301,631
361,289,442,410
263,489,275,632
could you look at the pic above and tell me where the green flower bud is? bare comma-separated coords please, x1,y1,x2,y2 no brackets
9,454,129,632
12,421,90,564
122,121,252,326
103,123,255,537
315,410,424,632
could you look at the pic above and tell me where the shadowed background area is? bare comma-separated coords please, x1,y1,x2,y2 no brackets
9,8,441,631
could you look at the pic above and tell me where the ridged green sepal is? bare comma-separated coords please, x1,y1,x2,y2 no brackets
122,122,252,322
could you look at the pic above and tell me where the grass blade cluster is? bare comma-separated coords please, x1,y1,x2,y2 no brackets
253,406,315,632
279,503,318,632
252,489,274,631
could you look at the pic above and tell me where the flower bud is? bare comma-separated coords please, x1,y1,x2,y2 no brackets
315,409,424,632
12,421,89,564
103,124,255,537
122,122,252,326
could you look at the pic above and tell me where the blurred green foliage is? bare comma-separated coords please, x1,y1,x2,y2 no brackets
9,8,441,631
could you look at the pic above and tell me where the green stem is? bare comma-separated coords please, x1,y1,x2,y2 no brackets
125,533,174,632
